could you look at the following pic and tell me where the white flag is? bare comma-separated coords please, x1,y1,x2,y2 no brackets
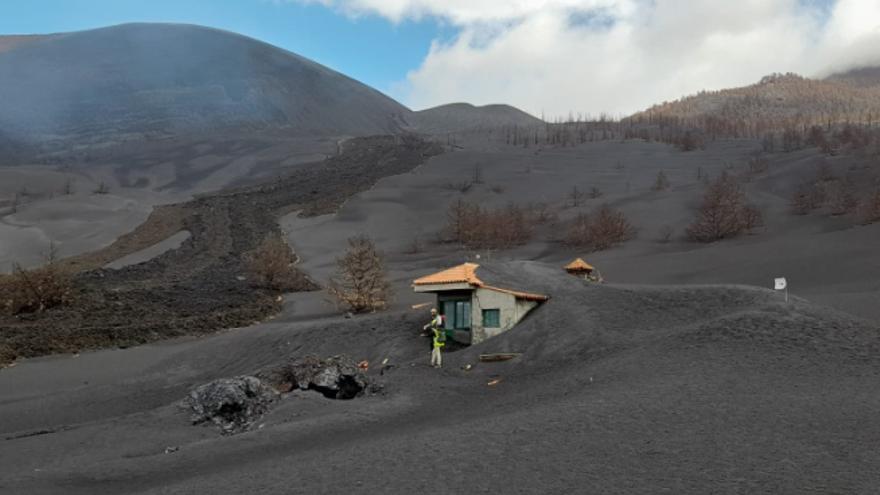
774,277,787,290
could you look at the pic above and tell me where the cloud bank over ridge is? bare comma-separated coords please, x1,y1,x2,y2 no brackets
299,0,880,117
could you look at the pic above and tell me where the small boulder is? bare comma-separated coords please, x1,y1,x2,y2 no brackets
186,375,277,434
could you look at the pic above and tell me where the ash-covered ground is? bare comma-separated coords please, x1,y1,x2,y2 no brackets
1,134,879,494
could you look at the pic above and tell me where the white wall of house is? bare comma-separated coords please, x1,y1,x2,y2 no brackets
470,288,539,344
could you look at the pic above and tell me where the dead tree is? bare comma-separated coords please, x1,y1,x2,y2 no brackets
588,204,636,250
328,235,392,313
687,172,757,242
245,235,308,291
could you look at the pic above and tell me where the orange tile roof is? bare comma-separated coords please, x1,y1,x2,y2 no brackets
413,263,549,301
482,285,550,302
564,258,595,272
413,262,482,286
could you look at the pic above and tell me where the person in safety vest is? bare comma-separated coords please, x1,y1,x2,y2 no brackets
423,308,445,367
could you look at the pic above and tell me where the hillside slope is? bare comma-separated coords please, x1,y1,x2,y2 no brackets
411,102,543,133
630,73,880,132
0,23,411,147
826,65,880,88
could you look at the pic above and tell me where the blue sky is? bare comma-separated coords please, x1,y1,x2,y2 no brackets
0,0,453,97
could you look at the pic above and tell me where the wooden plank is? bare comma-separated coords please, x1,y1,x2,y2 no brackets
479,353,522,362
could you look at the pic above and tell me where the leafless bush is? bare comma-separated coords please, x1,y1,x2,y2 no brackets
686,172,761,242
472,164,484,184
860,187,880,225
589,187,603,199
328,235,392,313
747,155,769,176
443,200,533,250
93,181,110,195
0,244,74,315
404,236,423,255
528,202,558,225
827,179,860,216
62,178,75,195
245,235,309,291
567,186,586,207
657,225,674,243
739,205,764,232
790,181,824,215
566,205,636,251
444,181,473,193
652,171,670,191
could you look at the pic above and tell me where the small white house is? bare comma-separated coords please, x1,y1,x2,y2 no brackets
412,263,549,345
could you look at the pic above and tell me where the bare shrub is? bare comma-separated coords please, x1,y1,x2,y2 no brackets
790,181,824,215
589,205,637,250
860,187,880,225
528,202,557,225
652,171,670,191
739,205,764,232
245,235,309,291
443,201,533,250
565,212,592,247
0,243,74,315
472,164,484,184
686,172,760,242
747,155,769,175
445,199,480,245
93,181,110,195
62,178,75,195
328,235,392,313
404,236,423,255
566,205,635,251
657,225,674,243
828,179,860,216
589,186,603,199
567,186,586,207
676,130,702,151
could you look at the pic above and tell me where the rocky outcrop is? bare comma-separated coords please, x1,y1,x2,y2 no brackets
186,376,277,434
259,355,373,400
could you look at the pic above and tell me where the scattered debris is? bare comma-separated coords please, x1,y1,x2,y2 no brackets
164,446,179,454
479,353,522,362
258,354,376,400
487,378,502,386
462,364,473,371
358,360,369,371
186,376,277,434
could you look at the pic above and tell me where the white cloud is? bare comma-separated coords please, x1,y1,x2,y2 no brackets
302,0,880,117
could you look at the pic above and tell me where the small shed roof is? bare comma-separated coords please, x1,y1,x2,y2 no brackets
564,258,595,272
413,263,549,302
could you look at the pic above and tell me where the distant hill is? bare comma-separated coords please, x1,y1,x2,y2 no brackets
411,103,543,133
0,23,411,148
630,73,880,132
826,65,880,88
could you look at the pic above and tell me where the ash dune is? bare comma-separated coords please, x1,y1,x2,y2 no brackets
1,262,877,493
